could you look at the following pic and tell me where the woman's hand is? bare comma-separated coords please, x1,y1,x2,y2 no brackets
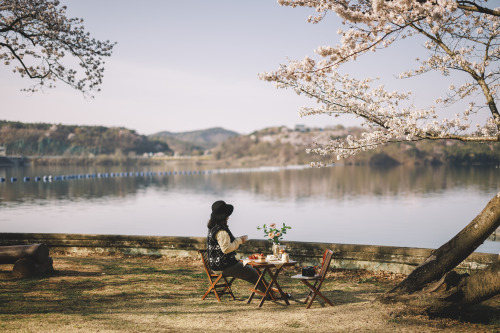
240,235,248,243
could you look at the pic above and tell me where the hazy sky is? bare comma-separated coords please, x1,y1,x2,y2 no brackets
0,0,453,135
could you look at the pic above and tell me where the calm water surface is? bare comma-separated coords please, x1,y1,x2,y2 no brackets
0,164,498,253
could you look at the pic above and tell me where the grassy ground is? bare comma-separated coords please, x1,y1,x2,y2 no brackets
0,254,498,332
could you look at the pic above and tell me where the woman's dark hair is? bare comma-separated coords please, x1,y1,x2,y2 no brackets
207,217,228,229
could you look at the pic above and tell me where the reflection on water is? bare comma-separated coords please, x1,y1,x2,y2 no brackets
0,165,498,253
1,165,497,202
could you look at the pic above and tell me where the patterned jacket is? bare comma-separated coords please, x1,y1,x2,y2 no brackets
207,225,239,271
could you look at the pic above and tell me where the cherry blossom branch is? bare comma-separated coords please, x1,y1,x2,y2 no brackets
261,0,500,161
457,1,500,17
0,0,116,96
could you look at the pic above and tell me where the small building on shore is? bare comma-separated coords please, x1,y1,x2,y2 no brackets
0,146,5,157
295,124,307,132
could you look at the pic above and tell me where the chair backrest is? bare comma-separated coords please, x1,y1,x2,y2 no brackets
199,249,214,276
318,249,333,279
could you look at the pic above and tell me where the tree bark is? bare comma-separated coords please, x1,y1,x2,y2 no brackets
12,258,37,278
388,191,500,294
426,261,500,314
12,257,54,278
0,244,49,264
381,261,500,314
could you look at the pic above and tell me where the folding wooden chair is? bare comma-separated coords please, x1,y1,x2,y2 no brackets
291,249,334,309
199,249,235,302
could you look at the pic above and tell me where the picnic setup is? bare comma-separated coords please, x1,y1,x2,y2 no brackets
200,241,335,309
199,205,338,309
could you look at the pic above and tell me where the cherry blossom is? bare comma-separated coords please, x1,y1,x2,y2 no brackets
262,0,500,163
0,0,116,96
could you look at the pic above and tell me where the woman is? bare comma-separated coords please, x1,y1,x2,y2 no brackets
206,200,267,293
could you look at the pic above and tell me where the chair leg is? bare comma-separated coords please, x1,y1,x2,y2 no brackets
303,280,318,304
203,275,223,302
203,275,236,302
301,279,333,309
202,287,212,300
202,277,218,300
214,287,222,301
222,277,236,300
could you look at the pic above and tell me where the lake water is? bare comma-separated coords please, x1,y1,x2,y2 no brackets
0,164,498,254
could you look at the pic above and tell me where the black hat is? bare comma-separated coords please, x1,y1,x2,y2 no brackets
211,200,234,220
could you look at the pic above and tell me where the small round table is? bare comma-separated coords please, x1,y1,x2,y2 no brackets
241,259,297,307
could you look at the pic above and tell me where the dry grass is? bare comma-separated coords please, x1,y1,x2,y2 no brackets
0,254,498,333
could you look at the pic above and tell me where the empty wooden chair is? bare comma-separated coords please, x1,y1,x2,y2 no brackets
199,249,235,302
291,249,334,309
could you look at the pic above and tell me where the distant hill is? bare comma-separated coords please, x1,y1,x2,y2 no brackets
149,127,239,156
2,120,498,167
211,125,500,167
0,120,171,156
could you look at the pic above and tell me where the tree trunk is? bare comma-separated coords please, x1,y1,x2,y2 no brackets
425,261,500,314
388,191,500,295
12,257,54,278
380,192,500,314
0,244,50,264
12,258,37,278
381,261,500,315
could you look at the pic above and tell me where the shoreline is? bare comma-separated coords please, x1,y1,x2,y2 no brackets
2,154,499,168
1,233,497,275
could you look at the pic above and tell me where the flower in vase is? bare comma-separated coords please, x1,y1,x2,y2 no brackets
257,223,292,244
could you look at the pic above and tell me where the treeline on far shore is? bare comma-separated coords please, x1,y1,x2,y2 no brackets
0,120,171,157
1,121,499,168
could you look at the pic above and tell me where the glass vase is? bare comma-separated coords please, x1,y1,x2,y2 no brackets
272,243,280,258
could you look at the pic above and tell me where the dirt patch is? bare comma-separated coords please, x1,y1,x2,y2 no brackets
0,254,497,332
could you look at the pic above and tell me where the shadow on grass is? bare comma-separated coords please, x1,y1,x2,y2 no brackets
428,303,500,326
53,270,104,277
3,256,496,329
2,260,224,314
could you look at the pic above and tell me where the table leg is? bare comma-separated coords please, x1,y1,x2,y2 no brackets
258,267,290,307
247,267,268,304
269,267,290,305
258,267,273,307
